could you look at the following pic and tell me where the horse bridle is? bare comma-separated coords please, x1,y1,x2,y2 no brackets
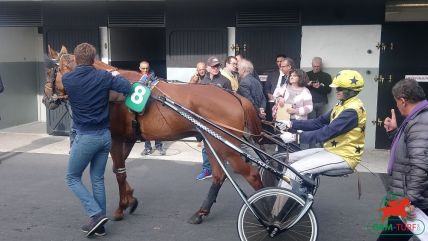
50,64,59,97
45,54,68,106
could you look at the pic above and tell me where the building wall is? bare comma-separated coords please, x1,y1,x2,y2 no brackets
0,27,44,129
301,25,382,150
0,2,385,150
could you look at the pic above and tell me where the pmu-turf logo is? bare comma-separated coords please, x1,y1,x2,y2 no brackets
367,192,425,236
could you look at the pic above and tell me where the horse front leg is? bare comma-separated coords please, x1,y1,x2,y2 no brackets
188,149,264,225
188,175,226,224
189,142,227,224
110,138,136,221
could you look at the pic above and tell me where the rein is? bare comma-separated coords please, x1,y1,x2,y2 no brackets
152,84,261,137
261,119,277,129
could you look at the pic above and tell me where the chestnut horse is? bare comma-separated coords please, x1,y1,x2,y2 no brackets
45,46,264,224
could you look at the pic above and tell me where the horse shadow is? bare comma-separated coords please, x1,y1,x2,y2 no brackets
140,138,202,157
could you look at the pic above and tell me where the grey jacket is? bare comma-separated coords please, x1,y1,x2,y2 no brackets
237,74,266,110
387,107,428,209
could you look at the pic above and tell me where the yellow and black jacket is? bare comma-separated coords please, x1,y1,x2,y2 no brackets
291,96,366,169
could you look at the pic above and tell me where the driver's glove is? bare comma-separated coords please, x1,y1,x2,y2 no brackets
280,132,296,143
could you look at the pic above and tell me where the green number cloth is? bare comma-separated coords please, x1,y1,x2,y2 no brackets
125,82,151,113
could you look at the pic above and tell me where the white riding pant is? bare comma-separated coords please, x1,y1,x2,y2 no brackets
273,148,352,216
280,148,352,188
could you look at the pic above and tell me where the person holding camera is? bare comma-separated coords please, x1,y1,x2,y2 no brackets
306,57,331,147
306,57,332,119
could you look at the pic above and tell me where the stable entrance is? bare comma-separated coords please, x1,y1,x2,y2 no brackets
109,28,166,78
235,26,302,74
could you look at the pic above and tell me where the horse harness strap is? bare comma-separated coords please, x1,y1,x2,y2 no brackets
126,108,145,142
132,116,145,142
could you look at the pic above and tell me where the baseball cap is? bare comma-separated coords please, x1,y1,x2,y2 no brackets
207,56,221,67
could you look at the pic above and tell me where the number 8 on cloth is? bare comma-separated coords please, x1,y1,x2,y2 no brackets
125,82,151,113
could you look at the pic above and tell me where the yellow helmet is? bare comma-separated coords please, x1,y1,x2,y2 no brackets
330,70,364,92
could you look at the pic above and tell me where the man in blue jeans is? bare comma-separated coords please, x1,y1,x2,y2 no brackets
196,146,212,180
63,43,132,237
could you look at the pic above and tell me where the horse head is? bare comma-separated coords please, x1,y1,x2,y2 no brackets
43,45,75,109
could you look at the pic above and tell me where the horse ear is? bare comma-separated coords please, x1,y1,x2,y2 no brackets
60,45,68,54
48,45,58,59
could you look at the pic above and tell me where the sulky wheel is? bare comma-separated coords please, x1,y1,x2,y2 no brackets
237,188,318,241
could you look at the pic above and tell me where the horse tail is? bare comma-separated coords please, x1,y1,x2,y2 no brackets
235,95,263,142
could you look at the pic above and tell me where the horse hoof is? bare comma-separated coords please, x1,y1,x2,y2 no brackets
129,198,139,214
188,213,203,224
112,215,123,221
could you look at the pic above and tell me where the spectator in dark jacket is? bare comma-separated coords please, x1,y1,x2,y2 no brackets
196,56,231,181
139,60,165,156
378,78,428,241
237,58,266,119
306,57,332,119
201,56,232,91
264,54,286,102
236,53,261,82
189,62,206,84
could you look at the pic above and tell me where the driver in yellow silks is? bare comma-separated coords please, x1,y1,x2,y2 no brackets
277,70,367,189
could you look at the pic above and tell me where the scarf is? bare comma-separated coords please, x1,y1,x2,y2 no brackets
387,100,428,175
220,69,238,92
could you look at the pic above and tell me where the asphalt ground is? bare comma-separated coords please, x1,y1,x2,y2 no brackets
0,151,388,241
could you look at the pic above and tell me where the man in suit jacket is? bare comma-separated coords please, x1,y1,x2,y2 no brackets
265,55,299,123
264,55,286,122
264,54,286,101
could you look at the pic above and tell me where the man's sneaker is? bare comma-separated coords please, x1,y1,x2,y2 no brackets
142,148,152,155
81,225,106,237
196,169,212,180
94,226,106,236
157,147,166,155
82,214,109,237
